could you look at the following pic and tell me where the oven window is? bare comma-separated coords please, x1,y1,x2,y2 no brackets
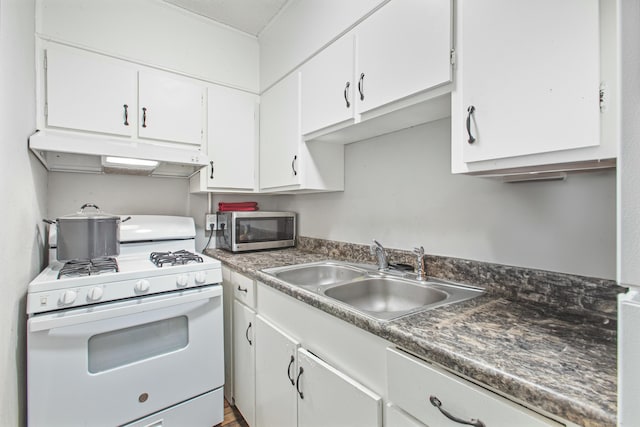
235,217,294,243
88,316,188,373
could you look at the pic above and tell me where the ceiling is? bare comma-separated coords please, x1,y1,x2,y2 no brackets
162,0,289,36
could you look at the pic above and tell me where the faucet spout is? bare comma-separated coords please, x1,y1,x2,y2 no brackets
370,239,389,270
413,246,427,281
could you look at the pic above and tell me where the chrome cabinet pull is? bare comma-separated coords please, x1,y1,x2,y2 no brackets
237,285,247,293
291,155,298,176
358,73,365,101
429,396,485,427
142,107,148,128
287,355,295,385
344,81,351,108
466,105,476,144
296,367,304,399
210,161,214,179
123,104,129,126
245,322,252,346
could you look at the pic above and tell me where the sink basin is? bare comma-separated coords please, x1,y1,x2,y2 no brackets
266,262,367,288
324,277,448,313
262,260,483,321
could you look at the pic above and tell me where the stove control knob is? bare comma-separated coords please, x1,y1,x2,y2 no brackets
176,275,189,288
59,290,77,306
87,287,104,302
135,280,150,293
195,271,207,284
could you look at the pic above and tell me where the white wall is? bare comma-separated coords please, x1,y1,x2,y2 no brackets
38,0,259,91
48,172,214,250
275,119,616,279
0,0,48,425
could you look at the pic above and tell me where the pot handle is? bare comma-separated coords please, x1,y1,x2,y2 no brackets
121,216,132,223
79,203,101,212
42,219,55,225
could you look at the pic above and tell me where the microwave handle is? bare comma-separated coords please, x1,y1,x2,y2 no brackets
29,287,221,332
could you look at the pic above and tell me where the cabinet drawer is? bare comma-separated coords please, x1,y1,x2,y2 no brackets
232,271,256,308
386,348,562,427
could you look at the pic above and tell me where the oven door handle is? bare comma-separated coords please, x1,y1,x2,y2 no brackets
29,286,222,332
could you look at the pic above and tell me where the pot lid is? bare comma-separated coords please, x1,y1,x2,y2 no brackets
59,204,121,220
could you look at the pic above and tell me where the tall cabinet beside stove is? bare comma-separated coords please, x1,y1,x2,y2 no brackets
225,267,257,426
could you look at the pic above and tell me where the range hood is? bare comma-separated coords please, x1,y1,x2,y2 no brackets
29,130,209,177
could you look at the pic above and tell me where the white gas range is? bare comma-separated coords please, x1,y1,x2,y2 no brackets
27,215,224,427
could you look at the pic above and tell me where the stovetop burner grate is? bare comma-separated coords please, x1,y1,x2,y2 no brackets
58,257,119,279
149,250,203,267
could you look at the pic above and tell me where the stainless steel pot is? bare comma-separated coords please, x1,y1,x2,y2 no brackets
44,204,130,261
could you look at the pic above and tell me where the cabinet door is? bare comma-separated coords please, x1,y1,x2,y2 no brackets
300,34,355,135
46,46,136,136
207,85,258,190
297,348,382,427
255,316,299,427
458,0,600,163
221,267,234,402
233,300,256,427
356,0,452,114
138,71,204,146
259,72,301,190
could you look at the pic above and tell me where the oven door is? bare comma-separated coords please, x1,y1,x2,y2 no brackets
27,286,223,427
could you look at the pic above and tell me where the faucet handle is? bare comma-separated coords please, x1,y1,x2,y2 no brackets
413,246,425,256
371,239,383,255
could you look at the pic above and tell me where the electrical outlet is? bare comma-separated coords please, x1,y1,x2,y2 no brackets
205,214,217,231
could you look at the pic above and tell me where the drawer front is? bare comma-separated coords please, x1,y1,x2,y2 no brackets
386,348,563,427
232,271,256,308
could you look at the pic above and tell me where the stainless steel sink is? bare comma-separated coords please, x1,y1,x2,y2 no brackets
324,277,447,311
265,261,368,289
262,261,483,321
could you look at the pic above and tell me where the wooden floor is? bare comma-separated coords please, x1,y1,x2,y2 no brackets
216,398,249,427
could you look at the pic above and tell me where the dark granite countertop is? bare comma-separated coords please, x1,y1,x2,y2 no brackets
206,247,618,427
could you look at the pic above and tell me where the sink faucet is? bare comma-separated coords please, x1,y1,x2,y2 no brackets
413,246,427,281
370,239,389,270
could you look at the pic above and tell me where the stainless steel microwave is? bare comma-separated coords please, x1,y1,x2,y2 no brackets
216,211,296,252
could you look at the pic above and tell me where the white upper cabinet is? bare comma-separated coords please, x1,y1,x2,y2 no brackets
43,43,206,149
260,72,302,190
452,0,617,174
355,0,452,115
190,85,258,193
297,0,453,144
259,71,345,193
137,71,204,146
46,46,136,137
300,34,355,136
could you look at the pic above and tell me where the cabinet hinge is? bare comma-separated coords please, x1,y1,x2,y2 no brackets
599,82,608,113
450,48,456,66
44,102,48,117
43,51,47,70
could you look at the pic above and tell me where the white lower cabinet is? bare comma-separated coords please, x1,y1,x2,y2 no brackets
386,403,425,427
233,299,256,426
297,348,382,427
386,347,563,427
255,315,299,427
254,315,382,427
